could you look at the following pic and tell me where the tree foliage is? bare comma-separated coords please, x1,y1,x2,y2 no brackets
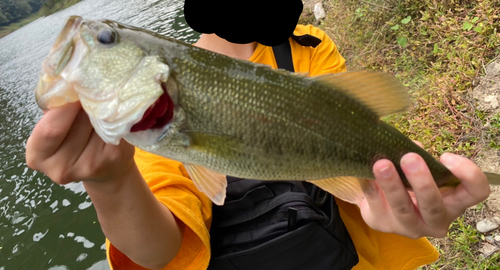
0,0,79,26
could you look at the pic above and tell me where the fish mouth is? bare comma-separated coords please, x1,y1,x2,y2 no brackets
131,82,174,132
44,16,83,77
36,16,85,110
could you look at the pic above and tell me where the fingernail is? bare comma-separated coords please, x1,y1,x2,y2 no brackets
402,156,420,173
441,153,457,169
379,165,392,179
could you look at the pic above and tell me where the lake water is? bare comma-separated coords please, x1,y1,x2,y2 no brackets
0,0,199,268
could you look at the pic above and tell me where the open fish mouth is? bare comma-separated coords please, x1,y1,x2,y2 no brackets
36,16,86,110
41,16,83,82
50,16,83,74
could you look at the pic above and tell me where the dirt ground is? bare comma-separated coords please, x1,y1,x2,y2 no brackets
472,57,500,215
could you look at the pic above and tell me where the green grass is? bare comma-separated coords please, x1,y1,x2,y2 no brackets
0,0,82,39
424,207,500,269
314,0,500,158
300,0,500,268
0,13,41,39
487,113,500,149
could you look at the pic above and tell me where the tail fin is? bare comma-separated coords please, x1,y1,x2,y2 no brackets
485,172,500,185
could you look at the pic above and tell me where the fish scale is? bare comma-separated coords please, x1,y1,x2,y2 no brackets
168,58,407,181
152,48,460,189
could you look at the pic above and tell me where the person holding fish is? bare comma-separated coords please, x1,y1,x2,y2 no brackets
26,1,495,269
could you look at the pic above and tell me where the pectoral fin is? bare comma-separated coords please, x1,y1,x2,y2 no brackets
307,177,372,204
184,163,227,205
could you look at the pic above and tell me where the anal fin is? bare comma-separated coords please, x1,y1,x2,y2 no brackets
307,177,372,204
184,163,227,205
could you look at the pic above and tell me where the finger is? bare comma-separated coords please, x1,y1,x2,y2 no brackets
72,130,107,180
440,153,490,206
401,153,445,226
52,108,95,167
357,178,388,219
373,159,418,225
77,132,135,181
80,129,125,166
26,102,82,164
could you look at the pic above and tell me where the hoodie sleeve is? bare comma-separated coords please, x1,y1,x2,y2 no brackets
106,148,213,270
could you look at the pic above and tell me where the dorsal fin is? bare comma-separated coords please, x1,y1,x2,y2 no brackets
315,71,412,118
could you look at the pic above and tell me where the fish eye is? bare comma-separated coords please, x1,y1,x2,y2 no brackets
97,29,116,44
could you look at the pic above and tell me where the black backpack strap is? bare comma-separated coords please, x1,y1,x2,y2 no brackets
272,40,295,72
272,39,330,208
272,33,323,73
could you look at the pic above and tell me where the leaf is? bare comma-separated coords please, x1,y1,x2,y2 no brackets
433,43,439,54
397,36,408,47
471,17,479,23
463,21,473,31
401,16,411,24
473,26,483,33
391,24,400,30
355,8,364,19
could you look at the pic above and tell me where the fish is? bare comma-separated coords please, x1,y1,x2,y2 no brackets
36,16,500,205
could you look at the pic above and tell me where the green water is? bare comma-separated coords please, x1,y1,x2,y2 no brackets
0,1,199,268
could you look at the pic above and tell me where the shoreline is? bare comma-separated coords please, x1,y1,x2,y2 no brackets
0,14,42,39
0,0,82,39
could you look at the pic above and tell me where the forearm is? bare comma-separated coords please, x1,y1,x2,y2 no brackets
26,104,183,268
83,165,183,269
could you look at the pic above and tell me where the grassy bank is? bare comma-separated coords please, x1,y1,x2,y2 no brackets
0,0,81,39
301,0,500,268
0,13,40,38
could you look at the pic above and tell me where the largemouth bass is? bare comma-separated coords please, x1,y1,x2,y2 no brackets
36,16,500,205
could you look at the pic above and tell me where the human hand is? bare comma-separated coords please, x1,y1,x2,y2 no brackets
26,102,135,185
357,151,491,239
